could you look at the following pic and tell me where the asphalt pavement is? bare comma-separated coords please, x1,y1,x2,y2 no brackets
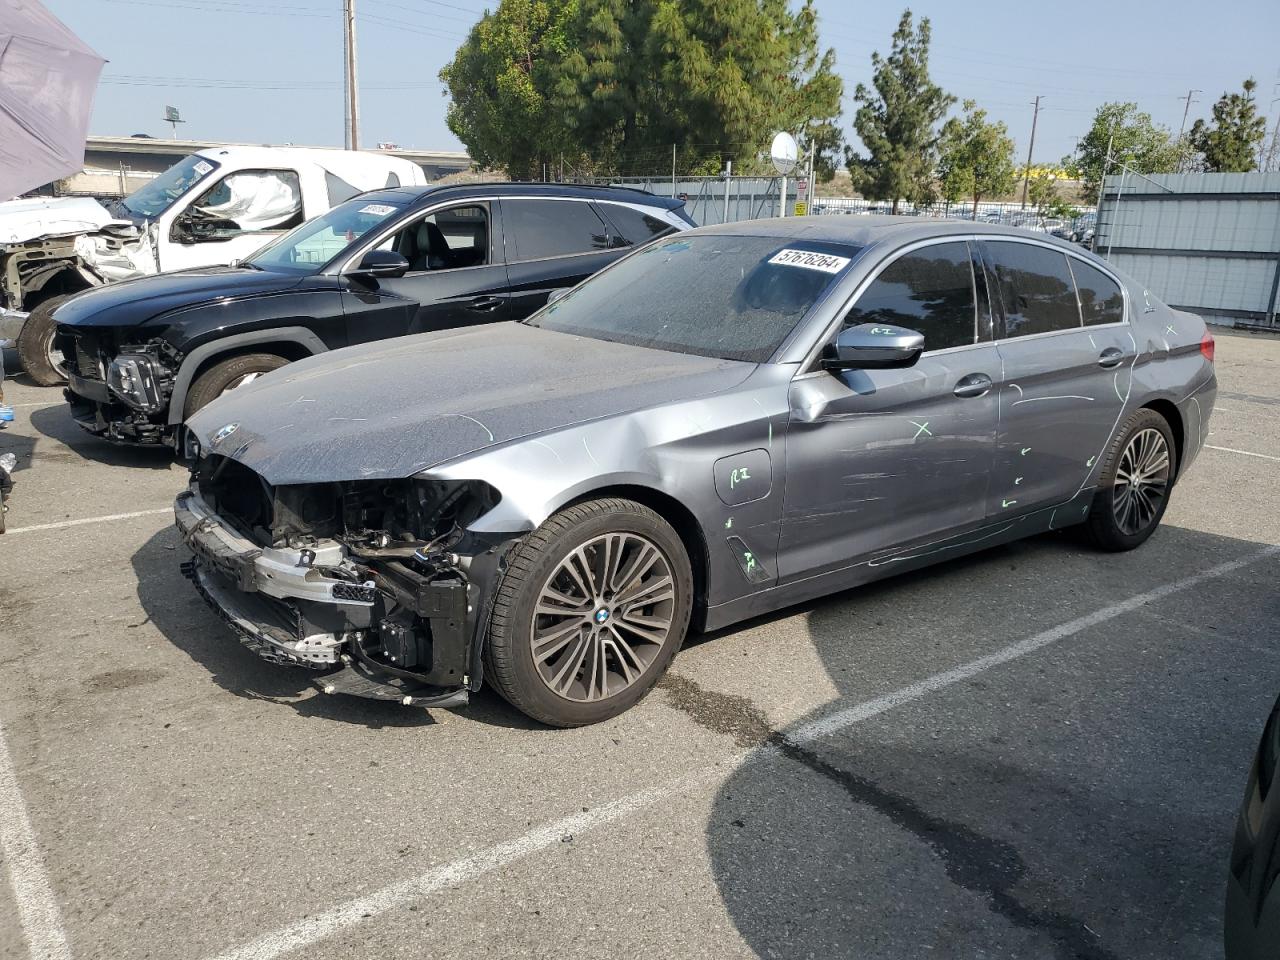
0,331,1277,960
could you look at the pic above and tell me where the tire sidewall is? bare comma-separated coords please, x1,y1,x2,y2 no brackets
496,503,693,727
1089,409,1176,550
16,295,72,386
183,353,288,418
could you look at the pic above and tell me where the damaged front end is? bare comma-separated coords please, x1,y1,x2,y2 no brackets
61,332,179,444
175,454,515,707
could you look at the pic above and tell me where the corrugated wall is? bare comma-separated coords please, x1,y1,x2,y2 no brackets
1095,172,1280,329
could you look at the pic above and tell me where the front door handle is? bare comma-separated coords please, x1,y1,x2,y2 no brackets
1098,347,1125,368
468,296,504,312
953,373,993,398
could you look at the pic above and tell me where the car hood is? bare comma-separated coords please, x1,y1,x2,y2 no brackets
186,323,754,486
0,195,120,243
53,266,309,329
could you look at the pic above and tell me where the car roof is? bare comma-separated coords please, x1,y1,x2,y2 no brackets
688,214,1088,252
352,181,687,211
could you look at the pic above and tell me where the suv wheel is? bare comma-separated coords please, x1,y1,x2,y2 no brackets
485,498,694,727
16,295,72,387
1083,408,1176,551
183,353,288,418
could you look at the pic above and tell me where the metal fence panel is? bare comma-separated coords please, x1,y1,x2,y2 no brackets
1095,171,1280,328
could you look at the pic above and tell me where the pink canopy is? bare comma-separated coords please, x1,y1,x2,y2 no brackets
0,0,105,200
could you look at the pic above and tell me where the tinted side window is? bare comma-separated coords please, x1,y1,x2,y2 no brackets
843,242,976,351
504,199,609,261
378,204,489,272
598,203,676,247
1070,258,1125,326
988,242,1081,337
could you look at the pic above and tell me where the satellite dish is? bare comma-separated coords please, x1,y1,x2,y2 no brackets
770,132,798,176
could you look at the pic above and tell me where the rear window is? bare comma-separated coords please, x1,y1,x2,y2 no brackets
504,199,610,260
1070,258,1125,326
528,235,860,363
988,241,1082,338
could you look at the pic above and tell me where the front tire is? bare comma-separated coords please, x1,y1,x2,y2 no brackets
485,498,694,727
1083,408,1176,551
183,353,288,419
16,295,72,386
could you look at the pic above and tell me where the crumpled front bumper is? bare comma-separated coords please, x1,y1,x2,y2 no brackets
174,487,483,708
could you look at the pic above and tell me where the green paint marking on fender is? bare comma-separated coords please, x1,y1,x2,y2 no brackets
744,551,756,573
730,466,752,488
1014,477,1023,485
1020,447,1032,456
724,517,733,530
1002,499,1017,508
1087,456,1096,467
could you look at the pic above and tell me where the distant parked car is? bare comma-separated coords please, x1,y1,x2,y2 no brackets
1225,691,1280,959
57,183,694,445
174,216,1215,726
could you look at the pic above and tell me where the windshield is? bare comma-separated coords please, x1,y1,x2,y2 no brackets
120,154,219,219
247,197,409,274
528,234,861,362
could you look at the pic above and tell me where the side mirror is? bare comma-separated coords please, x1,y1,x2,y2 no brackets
351,249,409,280
172,213,241,244
823,322,924,371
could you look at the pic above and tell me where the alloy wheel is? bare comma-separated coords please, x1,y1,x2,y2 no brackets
530,532,676,703
220,371,265,396
1112,427,1170,536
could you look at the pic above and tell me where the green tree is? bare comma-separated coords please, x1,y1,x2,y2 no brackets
444,0,844,178
937,100,1016,217
1189,79,1267,172
438,0,579,179
1067,102,1184,198
845,9,953,213
1026,171,1079,221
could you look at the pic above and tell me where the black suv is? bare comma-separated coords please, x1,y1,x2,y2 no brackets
56,183,693,445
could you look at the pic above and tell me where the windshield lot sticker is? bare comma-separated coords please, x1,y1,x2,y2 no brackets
193,160,214,175
358,203,397,216
768,248,851,273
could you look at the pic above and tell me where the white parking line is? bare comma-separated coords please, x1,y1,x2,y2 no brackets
204,543,1280,960
1205,444,1280,463
0,727,71,960
5,508,172,535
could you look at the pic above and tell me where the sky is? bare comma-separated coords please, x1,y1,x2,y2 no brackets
42,0,1280,168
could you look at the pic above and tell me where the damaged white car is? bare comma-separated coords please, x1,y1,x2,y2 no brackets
0,146,426,385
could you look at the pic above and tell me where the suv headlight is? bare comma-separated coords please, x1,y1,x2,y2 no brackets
107,354,164,412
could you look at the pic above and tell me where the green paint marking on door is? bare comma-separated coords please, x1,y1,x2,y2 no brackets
1020,447,1032,456
724,517,733,530
910,420,932,439
1086,456,1096,467
1014,477,1023,485
1002,499,1017,508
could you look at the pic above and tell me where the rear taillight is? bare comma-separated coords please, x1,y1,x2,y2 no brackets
1200,330,1215,363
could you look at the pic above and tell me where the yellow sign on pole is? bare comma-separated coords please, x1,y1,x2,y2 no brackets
794,202,807,216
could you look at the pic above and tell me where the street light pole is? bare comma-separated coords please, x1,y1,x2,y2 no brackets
343,0,360,150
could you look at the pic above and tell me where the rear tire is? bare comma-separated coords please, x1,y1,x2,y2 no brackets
1083,408,1176,551
485,498,693,727
16,295,72,386
183,353,288,419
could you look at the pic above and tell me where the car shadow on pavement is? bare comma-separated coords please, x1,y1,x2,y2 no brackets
130,524,544,731
29,401,175,470
685,525,1280,960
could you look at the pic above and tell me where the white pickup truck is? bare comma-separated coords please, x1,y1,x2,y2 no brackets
0,146,427,385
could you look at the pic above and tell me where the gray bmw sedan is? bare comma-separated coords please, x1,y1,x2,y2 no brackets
174,217,1216,726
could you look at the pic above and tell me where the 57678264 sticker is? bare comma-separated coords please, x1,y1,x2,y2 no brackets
767,248,851,273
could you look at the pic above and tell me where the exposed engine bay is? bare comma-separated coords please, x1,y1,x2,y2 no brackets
176,454,508,706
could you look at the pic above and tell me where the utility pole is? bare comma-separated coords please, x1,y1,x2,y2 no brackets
1019,95,1041,209
1177,89,1201,139
343,0,360,150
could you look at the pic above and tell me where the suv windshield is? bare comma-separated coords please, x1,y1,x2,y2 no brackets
247,197,409,274
119,154,220,219
528,234,861,362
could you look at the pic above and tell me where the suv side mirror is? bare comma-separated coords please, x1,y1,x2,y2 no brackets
172,212,242,244
351,249,409,280
823,322,925,371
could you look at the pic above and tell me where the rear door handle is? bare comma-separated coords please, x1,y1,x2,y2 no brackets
953,373,993,398
467,296,505,312
1098,347,1124,368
